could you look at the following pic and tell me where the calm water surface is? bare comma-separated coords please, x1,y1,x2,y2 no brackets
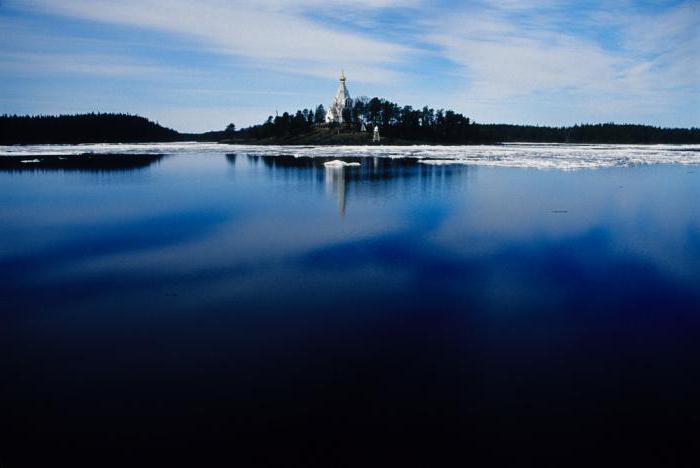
1,146,699,466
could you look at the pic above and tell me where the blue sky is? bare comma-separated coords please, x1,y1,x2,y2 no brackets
1,0,698,132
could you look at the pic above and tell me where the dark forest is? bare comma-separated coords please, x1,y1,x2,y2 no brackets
2,105,699,145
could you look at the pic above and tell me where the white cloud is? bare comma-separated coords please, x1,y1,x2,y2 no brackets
16,0,418,83
3,0,697,128
431,28,619,98
0,50,179,77
424,1,700,126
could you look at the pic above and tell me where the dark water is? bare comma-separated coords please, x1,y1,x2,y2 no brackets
1,152,699,467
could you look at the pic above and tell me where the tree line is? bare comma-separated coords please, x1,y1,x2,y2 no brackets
237,97,480,143
0,113,180,144
237,97,700,144
477,123,700,144
2,109,698,145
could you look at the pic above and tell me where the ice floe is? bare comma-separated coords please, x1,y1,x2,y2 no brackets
324,160,361,167
2,142,700,170
418,159,464,165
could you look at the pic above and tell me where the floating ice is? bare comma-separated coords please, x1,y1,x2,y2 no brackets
324,160,361,167
2,142,699,170
0,142,226,157
20,159,40,163
418,159,464,165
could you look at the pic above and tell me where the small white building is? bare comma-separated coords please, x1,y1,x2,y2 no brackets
326,71,352,124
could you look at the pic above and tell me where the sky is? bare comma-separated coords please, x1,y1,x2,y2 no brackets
1,0,698,132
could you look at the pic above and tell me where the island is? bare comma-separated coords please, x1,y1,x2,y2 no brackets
2,75,699,147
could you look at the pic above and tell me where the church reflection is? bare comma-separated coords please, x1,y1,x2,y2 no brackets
240,154,471,217
324,164,348,218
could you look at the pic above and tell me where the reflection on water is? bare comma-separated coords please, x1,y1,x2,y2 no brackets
240,154,470,217
325,165,347,217
1,151,699,467
0,153,165,171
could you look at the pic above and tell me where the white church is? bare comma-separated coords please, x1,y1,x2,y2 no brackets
325,71,378,140
326,71,352,124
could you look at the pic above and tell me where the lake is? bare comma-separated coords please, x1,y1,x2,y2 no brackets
1,143,699,467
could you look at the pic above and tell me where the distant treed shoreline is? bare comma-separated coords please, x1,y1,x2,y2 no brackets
1,110,699,145
0,113,182,145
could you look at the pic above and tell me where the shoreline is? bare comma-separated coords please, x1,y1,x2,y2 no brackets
5,139,700,147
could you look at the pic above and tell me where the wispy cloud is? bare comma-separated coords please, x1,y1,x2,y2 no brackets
2,0,697,129
423,0,699,125
16,0,419,83
0,51,179,77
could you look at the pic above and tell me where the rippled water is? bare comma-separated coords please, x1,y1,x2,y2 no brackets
1,145,699,467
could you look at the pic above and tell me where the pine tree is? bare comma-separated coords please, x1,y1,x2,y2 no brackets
314,105,326,124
